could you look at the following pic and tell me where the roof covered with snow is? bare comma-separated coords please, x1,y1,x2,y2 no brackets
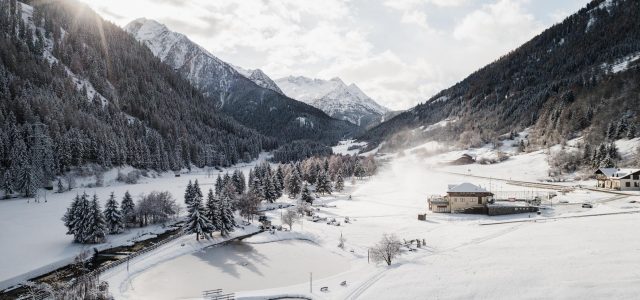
447,183,491,194
596,168,640,179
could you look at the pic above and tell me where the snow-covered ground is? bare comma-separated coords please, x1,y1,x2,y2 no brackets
99,150,640,299
0,154,272,290
4,140,640,299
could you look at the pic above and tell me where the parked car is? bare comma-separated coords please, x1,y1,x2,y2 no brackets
582,203,593,208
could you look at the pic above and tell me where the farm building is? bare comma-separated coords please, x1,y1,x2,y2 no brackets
595,168,640,191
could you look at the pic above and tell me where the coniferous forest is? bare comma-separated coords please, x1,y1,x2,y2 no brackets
0,0,278,197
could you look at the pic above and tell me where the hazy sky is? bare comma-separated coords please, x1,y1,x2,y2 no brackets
80,0,590,110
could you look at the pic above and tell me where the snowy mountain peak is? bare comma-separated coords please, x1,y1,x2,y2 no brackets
232,65,283,94
275,76,389,128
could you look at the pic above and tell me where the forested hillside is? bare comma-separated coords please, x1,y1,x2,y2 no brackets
362,0,640,151
0,0,276,197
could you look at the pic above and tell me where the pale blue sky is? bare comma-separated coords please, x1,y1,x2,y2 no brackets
82,0,591,110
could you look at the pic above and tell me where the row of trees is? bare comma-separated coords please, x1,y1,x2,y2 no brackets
62,190,178,244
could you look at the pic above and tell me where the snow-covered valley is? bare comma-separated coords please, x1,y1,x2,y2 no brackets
3,142,637,299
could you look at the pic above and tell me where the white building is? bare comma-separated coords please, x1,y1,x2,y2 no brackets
595,168,640,191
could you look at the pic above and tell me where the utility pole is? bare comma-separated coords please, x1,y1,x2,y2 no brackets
310,272,312,293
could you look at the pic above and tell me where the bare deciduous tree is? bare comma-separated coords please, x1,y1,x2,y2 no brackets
370,233,402,266
281,208,300,230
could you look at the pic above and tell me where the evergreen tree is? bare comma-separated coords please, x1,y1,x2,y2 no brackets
315,171,332,195
205,189,220,230
185,188,214,241
335,172,345,192
219,194,236,237
57,178,64,193
354,161,366,179
104,192,124,234
286,169,302,198
264,176,277,203
232,170,246,195
121,191,135,226
301,184,313,204
615,118,628,139
84,194,107,243
2,170,13,198
215,175,223,196
62,194,81,237
184,180,195,206
606,122,617,140
627,124,637,139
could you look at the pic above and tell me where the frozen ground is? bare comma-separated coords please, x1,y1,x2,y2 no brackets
0,154,272,290
102,151,640,299
4,142,640,299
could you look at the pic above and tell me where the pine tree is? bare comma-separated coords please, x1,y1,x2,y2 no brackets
57,178,64,193
286,169,302,198
219,194,236,237
84,194,107,243
121,191,135,226
62,194,81,237
606,122,617,140
301,184,314,204
335,172,345,192
215,175,223,196
184,180,195,206
104,192,124,234
315,171,332,195
354,161,365,179
2,170,13,198
185,188,214,241
232,170,246,195
627,124,637,139
205,189,220,231
264,176,277,203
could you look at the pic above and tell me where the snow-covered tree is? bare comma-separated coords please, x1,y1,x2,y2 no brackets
628,124,637,139
281,208,300,231
218,194,236,236
315,171,332,195
104,192,124,234
121,191,135,226
285,169,302,198
185,188,214,241
301,184,313,204
335,172,344,192
263,176,277,203
57,178,64,193
184,180,195,206
62,194,82,237
232,170,245,195
205,189,220,230
215,175,223,196
370,233,402,266
84,194,107,244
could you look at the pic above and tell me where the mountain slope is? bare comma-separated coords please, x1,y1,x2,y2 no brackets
125,19,357,143
275,76,389,128
362,0,640,151
0,0,279,197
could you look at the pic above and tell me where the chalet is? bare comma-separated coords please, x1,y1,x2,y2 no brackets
595,168,640,191
428,183,494,214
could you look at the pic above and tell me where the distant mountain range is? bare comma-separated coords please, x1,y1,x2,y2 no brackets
362,0,640,151
275,76,390,128
125,18,357,143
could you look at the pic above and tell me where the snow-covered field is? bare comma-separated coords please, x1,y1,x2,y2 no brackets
100,150,640,299
0,154,272,290
4,142,640,299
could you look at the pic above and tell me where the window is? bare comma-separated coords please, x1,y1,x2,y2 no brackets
634,174,639,180
626,182,631,187
478,197,482,204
